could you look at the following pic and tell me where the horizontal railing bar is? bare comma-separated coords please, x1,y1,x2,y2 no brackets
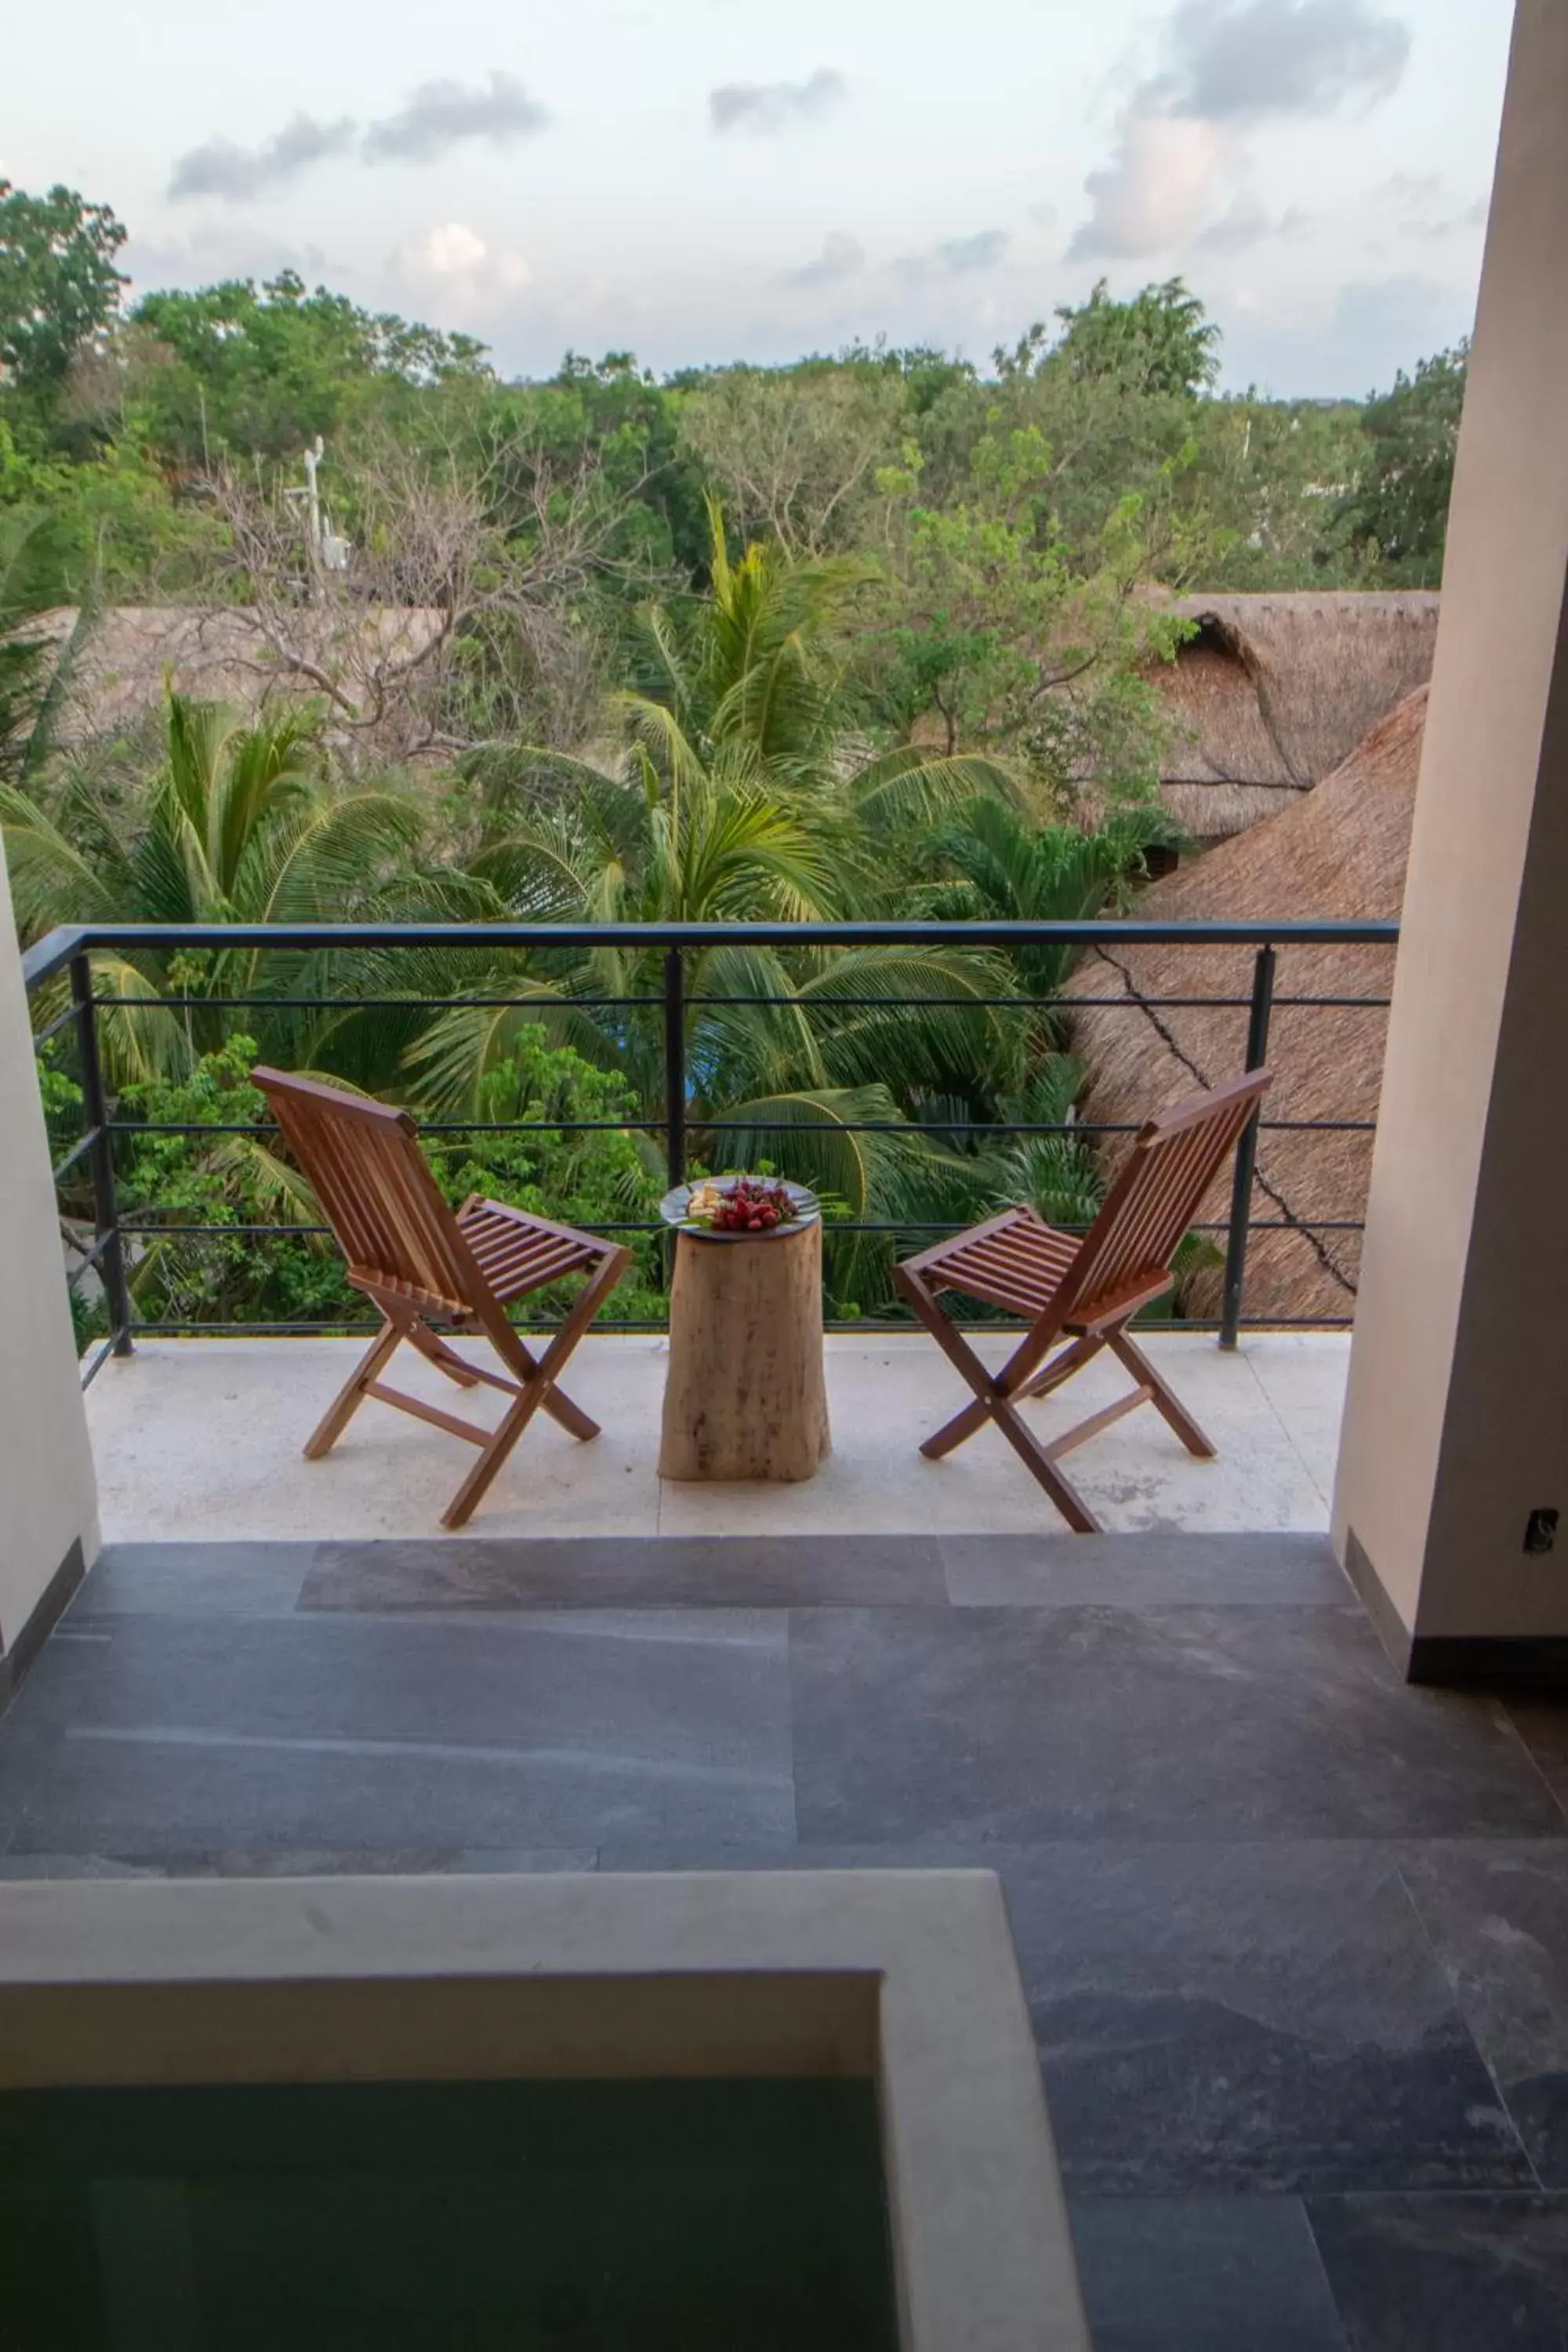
85,993,664,1014
702,1117,1377,1136
685,994,1393,1013
100,1114,1374,1142
686,993,1252,1011
21,914,1406,996
50,1128,102,1185
69,989,1399,1023
107,1119,668,1138
116,1219,670,1239
1192,1219,1365,1233
110,1215,1362,1246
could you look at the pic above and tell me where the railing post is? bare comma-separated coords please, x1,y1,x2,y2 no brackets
1219,944,1276,1352
71,953,132,1355
663,946,686,1190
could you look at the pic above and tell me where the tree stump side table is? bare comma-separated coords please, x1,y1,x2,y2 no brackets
658,1186,832,1483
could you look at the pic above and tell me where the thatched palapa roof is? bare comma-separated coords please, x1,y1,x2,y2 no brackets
1074,684,1428,1325
1152,593,1438,844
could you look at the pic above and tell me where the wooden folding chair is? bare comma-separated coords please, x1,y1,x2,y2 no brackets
895,1069,1273,1534
252,1067,631,1528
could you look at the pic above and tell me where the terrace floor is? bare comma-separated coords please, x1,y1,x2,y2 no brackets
82,1330,1347,1542
0,1530,1566,2348
16,1330,1568,2347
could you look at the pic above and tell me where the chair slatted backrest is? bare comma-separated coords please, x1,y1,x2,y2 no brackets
252,1067,477,1316
1058,1069,1273,1321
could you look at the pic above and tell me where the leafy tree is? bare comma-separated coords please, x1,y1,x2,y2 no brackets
924,797,1177,995
0,182,127,405
494,351,709,581
1190,396,1371,590
117,1030,666,1327
1337,343,1468,586
129,272,491,467
975,287,1225,585
867,423,1189,790
1047,278,1221,401
677,359,909,557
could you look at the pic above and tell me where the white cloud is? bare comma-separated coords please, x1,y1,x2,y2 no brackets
780,230,866,288
169,114,357,202
1073,116,1229,260
363,71,550,163
170,72,550,202
397,223,532,302
1172,0,1410,122
1370,172,1490,241
709,70,847,133
1193,187,1275,253
1071,0,1413,263
898,228,1011,280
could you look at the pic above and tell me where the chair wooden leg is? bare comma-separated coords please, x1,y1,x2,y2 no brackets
921,1390,995,1460
443,1255,627,1527
896,1269,1103,1533
439,1384,550,1529
922,1331,1108,1458
403,1321,481,1388
896,1269,1002,1458
499,1334,600,1443
1108,1328,1217,1458
988,1398,1104,1534
1014,1331,1105,1403
303,1317,405,1459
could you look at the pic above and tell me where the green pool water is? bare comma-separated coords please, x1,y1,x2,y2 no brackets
0,2078,898,2350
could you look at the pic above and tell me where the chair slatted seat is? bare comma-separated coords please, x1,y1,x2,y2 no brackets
894,1070,1273,1533
252,1067,630,1528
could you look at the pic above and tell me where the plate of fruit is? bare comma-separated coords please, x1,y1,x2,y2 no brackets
660,1174,820,1240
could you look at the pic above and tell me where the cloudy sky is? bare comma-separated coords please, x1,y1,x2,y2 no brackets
5,0,1515,393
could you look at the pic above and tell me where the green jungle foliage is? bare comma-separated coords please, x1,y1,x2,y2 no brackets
3,178,1466,1330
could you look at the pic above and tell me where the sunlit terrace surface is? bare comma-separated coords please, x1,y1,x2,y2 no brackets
85,1330,1347,1544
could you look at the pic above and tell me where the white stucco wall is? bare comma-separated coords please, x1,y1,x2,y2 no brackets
0,841,99,1655
1334,0,1568,1646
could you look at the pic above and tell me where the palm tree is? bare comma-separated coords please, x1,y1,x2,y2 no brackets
3,691,428,1079
921,795,1178,996
409,514,1032,1240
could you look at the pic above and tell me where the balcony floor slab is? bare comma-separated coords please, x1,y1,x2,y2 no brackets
82,1330,1348,1544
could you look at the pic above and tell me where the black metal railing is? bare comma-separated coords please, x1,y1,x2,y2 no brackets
20,917,1399,1385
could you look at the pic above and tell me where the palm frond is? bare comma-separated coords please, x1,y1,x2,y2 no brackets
851,747,1025,834
404,982,627,1116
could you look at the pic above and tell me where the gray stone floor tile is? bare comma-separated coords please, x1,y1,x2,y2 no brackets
1000,1844,1529,2194
1505,1697,1568,1820
68,1544,320,1618
1068,2196,1348,2351
788,1606,1566,1844
2,1611,793,1855
940,1532,1352,1607
590,1836,1532,2193
1400,1840,1568,2187
299,1534,944,1612
1305,2194,1568,2351
0,1846,597,1879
